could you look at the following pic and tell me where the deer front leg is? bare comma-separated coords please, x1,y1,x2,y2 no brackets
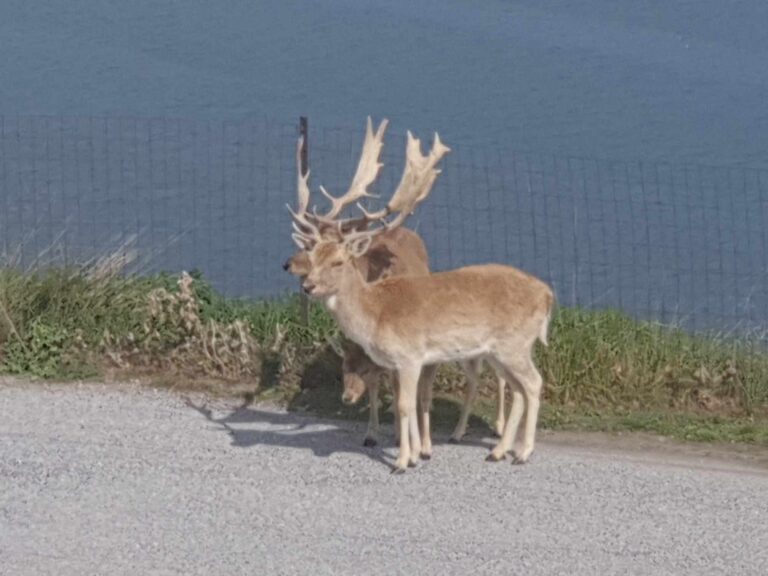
363,377,380,447
417,364,437,460
393,363,422,473
390,371,400,445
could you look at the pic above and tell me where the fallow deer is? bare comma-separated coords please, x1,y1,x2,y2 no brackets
284,120,506,454
290,118,553,473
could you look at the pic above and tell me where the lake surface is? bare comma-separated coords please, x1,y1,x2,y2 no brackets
2,1,768,331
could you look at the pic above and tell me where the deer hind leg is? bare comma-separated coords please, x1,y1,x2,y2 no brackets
511,390,529,459
512,358,542,463
490,372,525,447
486,349,542,464
363,377,380,447
394,363,422,473
417,364,437,460
450,359,482,443
487,382,525,462
494,374,507,437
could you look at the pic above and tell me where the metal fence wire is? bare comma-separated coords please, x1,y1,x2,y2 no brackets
1,114,767,335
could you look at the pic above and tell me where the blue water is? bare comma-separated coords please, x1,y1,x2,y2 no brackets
2,1,768,332
2,1,768,166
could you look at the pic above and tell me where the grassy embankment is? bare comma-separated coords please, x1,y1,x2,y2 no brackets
1,263,766,445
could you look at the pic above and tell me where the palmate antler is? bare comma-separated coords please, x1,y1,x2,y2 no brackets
355,130,450,233
318,117,388,220
287,118,385,249
288,117,450,250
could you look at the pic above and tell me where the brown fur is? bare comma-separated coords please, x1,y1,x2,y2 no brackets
364,265,551,342
289,117,543,471
286,227,506,451
305,238,554,471
285,227,431,446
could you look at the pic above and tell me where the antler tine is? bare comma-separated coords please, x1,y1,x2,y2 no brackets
319,116,388,219
355,202,390,222
286,135,322,249
287,203,320,237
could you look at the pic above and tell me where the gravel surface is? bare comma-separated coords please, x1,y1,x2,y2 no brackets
2,381,767,576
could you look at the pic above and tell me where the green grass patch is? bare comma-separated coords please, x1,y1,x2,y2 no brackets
1,264,767,445
536,406,768,444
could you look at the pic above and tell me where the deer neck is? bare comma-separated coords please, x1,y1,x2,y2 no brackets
323,265,379,349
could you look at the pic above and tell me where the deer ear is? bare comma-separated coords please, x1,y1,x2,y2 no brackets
346,235,373,258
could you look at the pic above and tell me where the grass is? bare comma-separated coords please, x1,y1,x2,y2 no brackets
1,263,767,445
538,406,768,444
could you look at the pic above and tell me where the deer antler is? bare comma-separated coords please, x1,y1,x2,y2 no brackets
287,117,449,250
287,135,321,249
317,117,388,220
353,130,450,236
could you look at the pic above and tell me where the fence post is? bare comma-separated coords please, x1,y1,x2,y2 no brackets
298,116,310,326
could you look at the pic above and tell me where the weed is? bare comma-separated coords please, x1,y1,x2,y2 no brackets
1,263,767,444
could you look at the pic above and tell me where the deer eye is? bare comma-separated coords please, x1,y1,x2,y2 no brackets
330,260,344,268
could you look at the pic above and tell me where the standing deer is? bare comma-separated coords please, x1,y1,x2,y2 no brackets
284,119,506,454
290,118,553,473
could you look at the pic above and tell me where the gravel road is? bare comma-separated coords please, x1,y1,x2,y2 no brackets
2,381,767,576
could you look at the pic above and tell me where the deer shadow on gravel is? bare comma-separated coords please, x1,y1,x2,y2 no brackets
185,398,398,470
185,391,495,471
185,348,496,470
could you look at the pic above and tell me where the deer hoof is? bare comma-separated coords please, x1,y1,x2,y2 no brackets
512,453,532,464
512,445,534,462
363,437,378,448
448,436,461,444
486,451,506,462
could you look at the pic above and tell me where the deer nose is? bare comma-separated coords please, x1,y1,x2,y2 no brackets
282,259,291,271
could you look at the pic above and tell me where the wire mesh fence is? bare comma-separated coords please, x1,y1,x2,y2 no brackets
1,114,767,335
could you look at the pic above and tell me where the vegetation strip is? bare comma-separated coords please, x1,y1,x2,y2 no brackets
1,266,766,444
